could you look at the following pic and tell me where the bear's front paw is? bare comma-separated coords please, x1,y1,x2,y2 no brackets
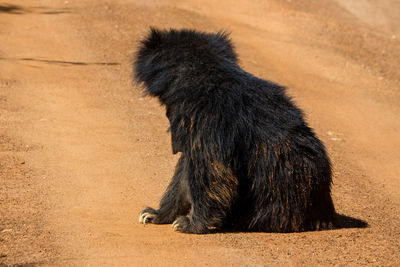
172,216,190,232
139,207,158,224
172,216,209,234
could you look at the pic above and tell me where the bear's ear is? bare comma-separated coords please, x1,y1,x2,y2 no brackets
215,31,231,43
212,31,238,63
141,27,164,50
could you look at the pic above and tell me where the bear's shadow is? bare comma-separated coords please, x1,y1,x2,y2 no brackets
217,214,368,234
334,214,368,229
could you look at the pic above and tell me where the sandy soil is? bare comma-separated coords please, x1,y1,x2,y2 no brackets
1,0,399,266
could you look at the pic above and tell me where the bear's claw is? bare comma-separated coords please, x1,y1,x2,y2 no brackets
139,211,157,224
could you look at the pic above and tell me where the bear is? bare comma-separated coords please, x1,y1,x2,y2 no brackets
134,28,336,234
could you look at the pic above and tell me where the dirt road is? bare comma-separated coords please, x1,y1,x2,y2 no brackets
1,0,399,265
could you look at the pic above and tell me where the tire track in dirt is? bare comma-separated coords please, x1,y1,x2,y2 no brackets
1,0,399,265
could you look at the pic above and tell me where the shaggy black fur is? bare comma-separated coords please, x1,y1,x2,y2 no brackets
135,28,336,234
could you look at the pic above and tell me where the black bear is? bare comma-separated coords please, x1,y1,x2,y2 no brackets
134,28,336,234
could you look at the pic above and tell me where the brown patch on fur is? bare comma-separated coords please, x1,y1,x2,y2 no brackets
209,161,238,207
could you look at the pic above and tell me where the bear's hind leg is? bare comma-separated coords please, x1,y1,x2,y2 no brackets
171,159,238,234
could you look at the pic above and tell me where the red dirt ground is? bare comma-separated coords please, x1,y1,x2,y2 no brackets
1,0,399,265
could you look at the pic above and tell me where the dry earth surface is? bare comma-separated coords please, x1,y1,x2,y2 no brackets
1,0,400,266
